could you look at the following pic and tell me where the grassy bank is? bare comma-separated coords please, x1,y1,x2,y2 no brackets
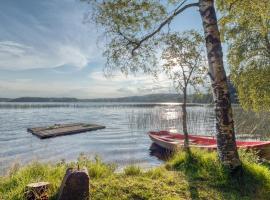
1,150,270,200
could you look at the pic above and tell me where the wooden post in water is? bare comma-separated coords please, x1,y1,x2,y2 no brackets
25,182,50,200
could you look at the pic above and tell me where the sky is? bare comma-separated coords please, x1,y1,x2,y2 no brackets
0,0,205,98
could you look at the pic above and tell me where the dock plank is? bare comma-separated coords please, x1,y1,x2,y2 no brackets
27,123,105,139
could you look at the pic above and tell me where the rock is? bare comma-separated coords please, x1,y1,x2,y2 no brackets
58,167,90,200
25,182,50,200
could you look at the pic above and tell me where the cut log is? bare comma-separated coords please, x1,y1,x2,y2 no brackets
25,182,50,200
58,167,89,200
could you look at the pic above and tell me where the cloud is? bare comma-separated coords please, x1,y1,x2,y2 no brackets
56,45,89,69
0,0,210,98
0,41,32,55
117,87,138,94
0,40,91,70
0,0,183,98
0,0,100,70
88,70,174,96
89,71,163,83
0,79,90,98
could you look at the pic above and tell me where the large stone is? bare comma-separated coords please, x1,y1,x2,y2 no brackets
58,167,89,200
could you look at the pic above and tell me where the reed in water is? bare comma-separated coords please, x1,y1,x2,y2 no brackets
128,105,270,139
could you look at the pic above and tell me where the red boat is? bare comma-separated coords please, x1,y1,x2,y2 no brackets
148,131,270,159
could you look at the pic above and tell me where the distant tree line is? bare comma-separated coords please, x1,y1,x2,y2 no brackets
0,80,238,104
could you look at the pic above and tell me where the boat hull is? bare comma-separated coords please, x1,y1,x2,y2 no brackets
149,133,180,151
148,131,270,160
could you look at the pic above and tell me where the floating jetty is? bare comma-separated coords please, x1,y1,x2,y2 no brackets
27,123,105,139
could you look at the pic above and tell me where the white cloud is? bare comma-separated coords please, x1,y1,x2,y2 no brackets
0,0,102,71
0,40,91,70
89,71,166,82
0,41,32,56
88,70,174,96
0,69,174,98
57,45,89,69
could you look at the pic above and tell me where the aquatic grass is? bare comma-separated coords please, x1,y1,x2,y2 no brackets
127,105,216,135
233,107,270,139
127,104,270,139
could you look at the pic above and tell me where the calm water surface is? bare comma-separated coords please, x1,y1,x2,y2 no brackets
0,102,216,174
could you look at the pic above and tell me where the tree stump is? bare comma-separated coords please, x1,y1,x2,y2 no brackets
58,167,89,200
25,182,50,200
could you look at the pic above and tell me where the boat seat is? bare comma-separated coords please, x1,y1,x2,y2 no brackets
159,136,196,144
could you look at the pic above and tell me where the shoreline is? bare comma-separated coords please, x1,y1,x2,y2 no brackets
1,149,270,200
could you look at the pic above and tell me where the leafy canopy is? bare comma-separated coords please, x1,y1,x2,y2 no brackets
83,0,199,76
217,0,270,112
162,30,208,94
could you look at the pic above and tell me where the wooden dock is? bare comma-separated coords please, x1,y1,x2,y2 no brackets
27,123,105,139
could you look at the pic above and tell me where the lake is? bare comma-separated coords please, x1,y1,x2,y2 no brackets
0,102,267,175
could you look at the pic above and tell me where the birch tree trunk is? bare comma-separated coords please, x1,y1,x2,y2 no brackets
198,0,241,170
182,87,189,151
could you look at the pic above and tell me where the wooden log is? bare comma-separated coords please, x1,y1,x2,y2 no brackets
25,182,50,200
58,167,89,200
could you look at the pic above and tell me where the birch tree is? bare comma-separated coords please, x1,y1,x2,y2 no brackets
83,0,241,172
162,31,207,150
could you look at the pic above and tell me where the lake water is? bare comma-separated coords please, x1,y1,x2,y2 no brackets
0,102,217,174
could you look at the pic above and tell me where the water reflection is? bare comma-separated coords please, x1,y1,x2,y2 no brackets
149,143,174,161
127,105,216,135
162,108,180,120
0,102,269,175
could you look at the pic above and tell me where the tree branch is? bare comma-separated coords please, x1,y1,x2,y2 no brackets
186,54,200,84
116,26,138,46
131,2,199,55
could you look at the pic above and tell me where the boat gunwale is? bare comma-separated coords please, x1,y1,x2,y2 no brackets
148,131,270,149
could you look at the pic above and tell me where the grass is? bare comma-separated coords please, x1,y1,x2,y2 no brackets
124,165,141,176
1,150,270,200
166,149,270,199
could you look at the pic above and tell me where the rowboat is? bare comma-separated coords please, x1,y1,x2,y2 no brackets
148,131,270,159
